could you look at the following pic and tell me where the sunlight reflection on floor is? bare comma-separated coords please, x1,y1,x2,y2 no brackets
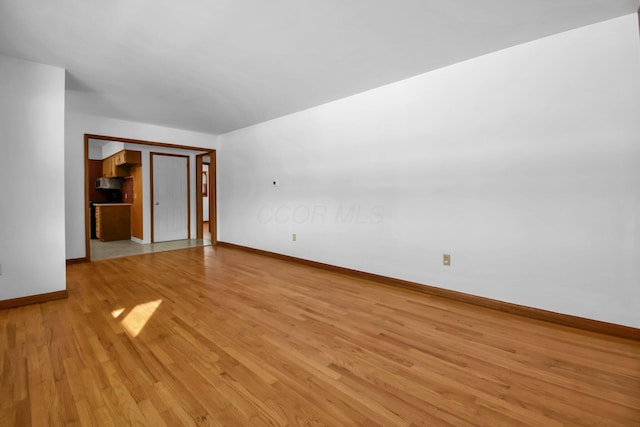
112,300,163,337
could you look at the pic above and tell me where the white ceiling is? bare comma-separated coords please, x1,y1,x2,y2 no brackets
0,0,637,135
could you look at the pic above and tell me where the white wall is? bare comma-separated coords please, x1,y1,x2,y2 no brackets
0,55,66,300
88,143,103,160
218,15,640,328
102,141,125,158
65,112,217,258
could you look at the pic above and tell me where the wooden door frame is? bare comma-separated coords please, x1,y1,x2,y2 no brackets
195,151,217,244
150,152,190,243
83,134,215,261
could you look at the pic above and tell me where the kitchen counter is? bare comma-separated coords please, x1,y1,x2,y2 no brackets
95,204,131,242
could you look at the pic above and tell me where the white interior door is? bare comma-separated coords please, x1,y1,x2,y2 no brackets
152,154,189,242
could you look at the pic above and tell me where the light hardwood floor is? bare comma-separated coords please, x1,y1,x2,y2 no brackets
2,245,639,426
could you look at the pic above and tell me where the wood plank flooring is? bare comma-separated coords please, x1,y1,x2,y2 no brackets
1,245,639,426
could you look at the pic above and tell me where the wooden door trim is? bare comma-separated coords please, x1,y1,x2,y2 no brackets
86,134,210,152
195,151,217,244
150,152,191,243
83,135,91,262
196,154,204,239
209,151,217,245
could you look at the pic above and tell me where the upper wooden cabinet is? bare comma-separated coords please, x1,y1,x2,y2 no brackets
102,150,142,177
114,150,141,166
102,156,120,178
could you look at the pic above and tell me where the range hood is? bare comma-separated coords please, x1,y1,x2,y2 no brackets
95,177,122,190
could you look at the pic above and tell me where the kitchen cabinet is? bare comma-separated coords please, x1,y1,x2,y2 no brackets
102,155,127,178
114,150,141,166
95,204,131,241
102,150,141,177
102,156,119,178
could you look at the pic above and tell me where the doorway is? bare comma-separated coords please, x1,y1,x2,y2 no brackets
196,151,216,243
84,134,217,261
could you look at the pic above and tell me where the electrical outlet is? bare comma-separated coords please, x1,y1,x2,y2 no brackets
443,254,451,266
292,233,297,242
273,178,280,186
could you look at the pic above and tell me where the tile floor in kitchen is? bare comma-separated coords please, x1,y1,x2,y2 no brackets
89,221,212,261
90,238,212,261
